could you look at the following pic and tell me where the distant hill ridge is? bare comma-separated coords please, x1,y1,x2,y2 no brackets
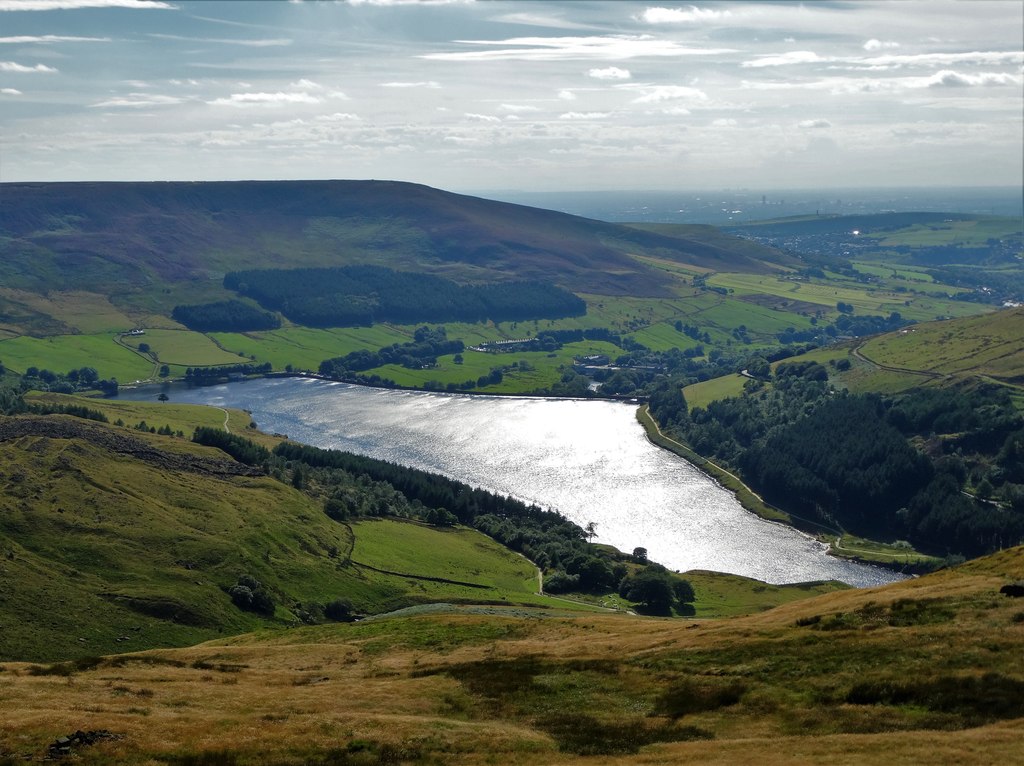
0,179,792,300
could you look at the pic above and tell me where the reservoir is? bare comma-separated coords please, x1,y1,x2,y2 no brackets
122,377,903,587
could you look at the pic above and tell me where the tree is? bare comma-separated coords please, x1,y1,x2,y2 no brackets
159,365,170,378
673,578,696,606
619,568,675,614
584,521,598,542
158,392,169,402
325,598,354,622
632,547,649,564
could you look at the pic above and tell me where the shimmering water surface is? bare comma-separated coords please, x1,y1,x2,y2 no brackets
123,378,902,587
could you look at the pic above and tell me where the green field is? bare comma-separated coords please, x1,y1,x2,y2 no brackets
0,332,154,382
683,373,747,409
707,272,988,322
122,328,247,368
369,340,620,392
211,325,416,372
867,216,1022,248
857,308,1024,387
351,518,551,606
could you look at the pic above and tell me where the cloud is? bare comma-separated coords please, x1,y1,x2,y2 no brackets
639,6,733,24
91,92,183,107
926,70,1022,88
491,11,594,31
208,91,321,106
291,78,322,90
381,80,441,89
711,118,737,127
588,66,630,80
862,50,1024,68
0,0,174,9
464,112,500,122
149,33,291,47
798,118,832,128
0,60,57,72
557,89,576,100
743,49,1023,70
347,0,472,5
742,69,1023,94
1,86,21,94
422,35,736,62
0,34,110,43
559,111,609,120
742,51,826,68
863,39,899,51
630,84,707,103
500,103,539,113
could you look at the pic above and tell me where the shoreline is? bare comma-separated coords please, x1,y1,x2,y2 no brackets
635,405,938,575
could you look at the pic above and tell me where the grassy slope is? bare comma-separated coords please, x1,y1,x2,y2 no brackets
0,413,579,663
687,306,1024,408
3,547,1022,764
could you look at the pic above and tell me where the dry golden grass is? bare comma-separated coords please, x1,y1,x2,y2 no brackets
3,548,1023,764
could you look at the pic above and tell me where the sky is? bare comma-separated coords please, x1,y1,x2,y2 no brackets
1,0,1022,191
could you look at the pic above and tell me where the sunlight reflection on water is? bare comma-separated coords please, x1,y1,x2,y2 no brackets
125,378,903,587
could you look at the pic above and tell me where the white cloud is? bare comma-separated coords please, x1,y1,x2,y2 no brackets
291,78,322,90
743,49,1023,70
149,33,291,47
862,50,1024,68
381,80,440,89
422,35,736,62
91,92,183,107
0,34,110,42
588,66,630,80
464,112,500,122
557,89,576,100
1,86,22,94
743,69,1023,94
863,39,899,51
0,60,57,72
500,103,539,113
711,118,737,127
347,0,472,5
742,51,826,68
317,112,359,121
630,85,707,103
490,12,594,31
926,69,1022,88
209,91,321,106
0,0,174,9
640,6,732,24
798,118,832,128
559,111,609,119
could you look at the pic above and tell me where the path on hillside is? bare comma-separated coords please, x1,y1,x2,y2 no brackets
218,408,231,433
852,340,942,380
112,333,159,382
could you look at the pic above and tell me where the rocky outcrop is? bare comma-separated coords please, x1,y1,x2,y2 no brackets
0,415,262,479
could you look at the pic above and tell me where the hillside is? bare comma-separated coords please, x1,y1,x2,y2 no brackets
0,180,791,317
686,306,1024,405
0,411,570,663
3,545,1022,764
